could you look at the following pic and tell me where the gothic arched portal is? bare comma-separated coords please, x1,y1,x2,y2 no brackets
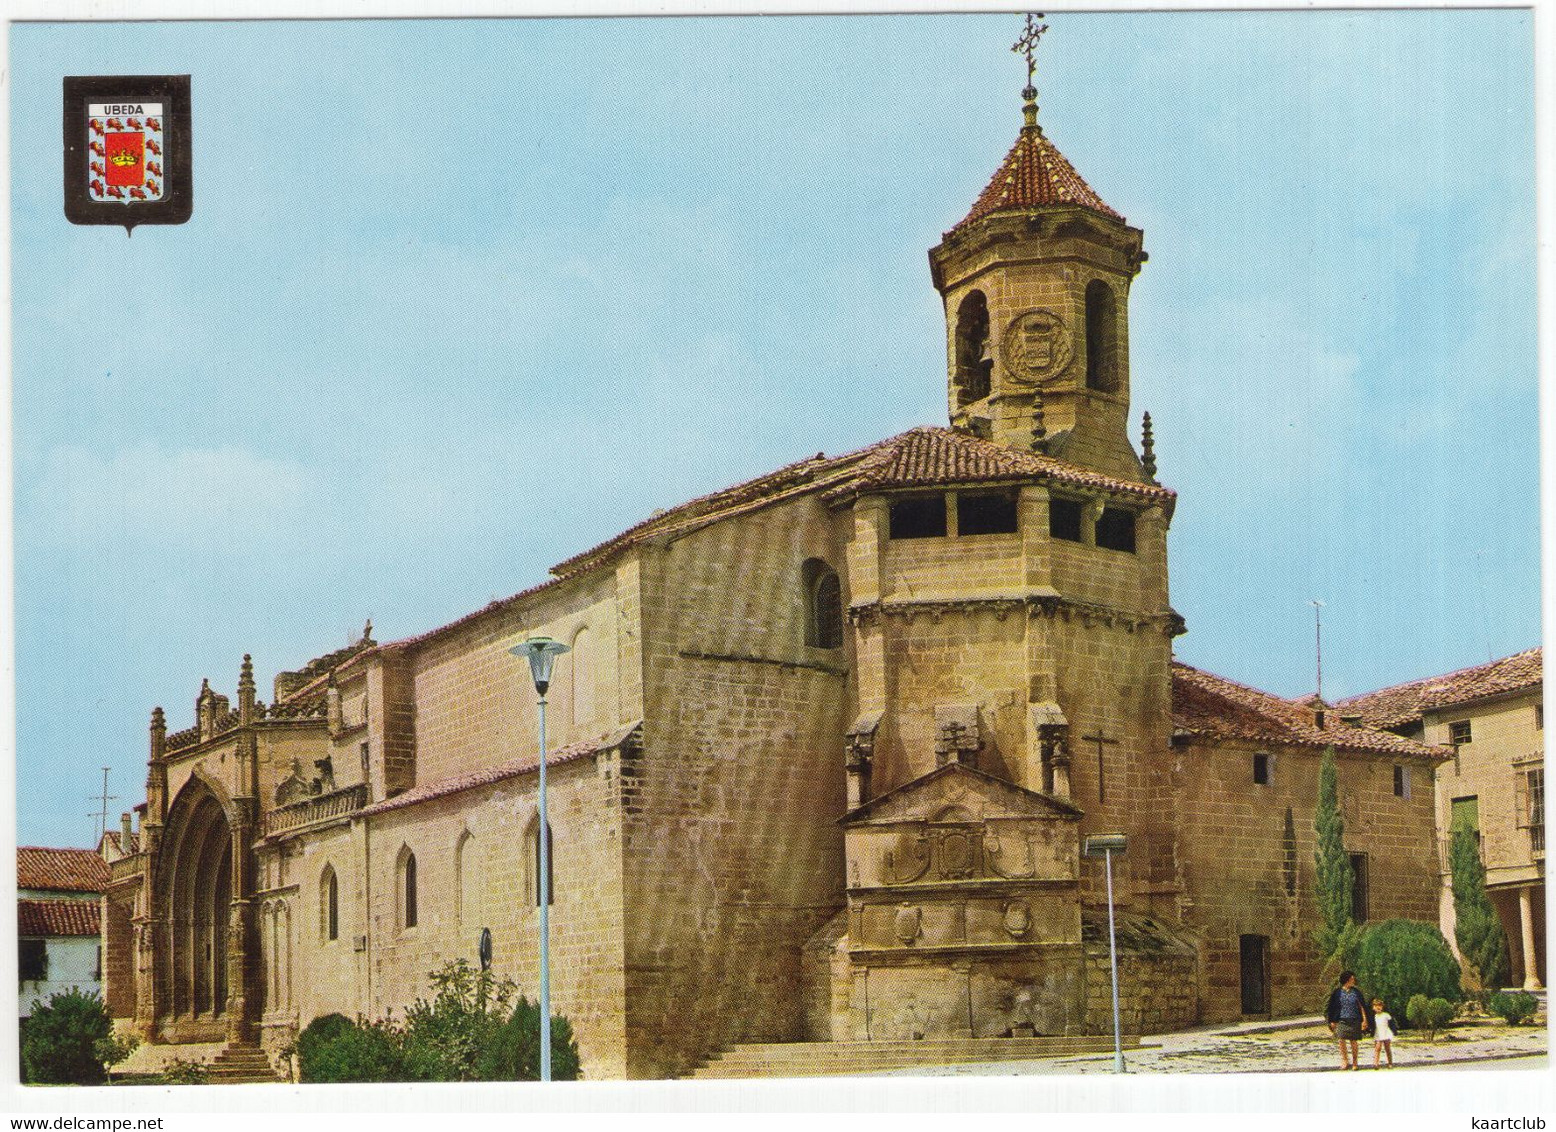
157,778,234,1028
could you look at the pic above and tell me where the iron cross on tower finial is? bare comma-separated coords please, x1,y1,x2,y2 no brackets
1012,12,1049,127
1012,12,1049,92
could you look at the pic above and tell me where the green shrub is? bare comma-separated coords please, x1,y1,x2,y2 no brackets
1406,994,1455,1040
400,959,515,1082
298,1017,403,1083
1487,991,1539,1025
157,1057,210,1086
21,989,112,1085
475,995,582,1082
1353,918,1462,1021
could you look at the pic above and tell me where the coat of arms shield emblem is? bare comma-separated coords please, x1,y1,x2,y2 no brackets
64,75,191,231
89,102,165,204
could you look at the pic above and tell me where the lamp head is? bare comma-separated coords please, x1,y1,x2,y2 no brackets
1082,833,1127,857
511,636,570,696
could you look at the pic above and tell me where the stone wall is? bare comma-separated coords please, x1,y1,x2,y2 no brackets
1172,737,1441,1022
624,494,850,1078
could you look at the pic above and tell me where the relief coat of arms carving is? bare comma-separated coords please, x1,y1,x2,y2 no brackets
1000,309,1072,386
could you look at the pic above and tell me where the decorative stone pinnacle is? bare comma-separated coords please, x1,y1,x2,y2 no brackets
150,706,165,728
1142,411,1157,481
1031,385,1048,454
238,654,255,691
362,619,374,643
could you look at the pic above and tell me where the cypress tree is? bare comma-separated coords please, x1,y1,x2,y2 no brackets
1448,823,1510,990
1313,744,1355,960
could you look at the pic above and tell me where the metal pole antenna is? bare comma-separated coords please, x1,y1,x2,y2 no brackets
537,692,552,1083
1105,847,1124,1072
1311,600,1325,704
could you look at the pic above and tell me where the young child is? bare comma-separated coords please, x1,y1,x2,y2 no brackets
1372,999,1395,1068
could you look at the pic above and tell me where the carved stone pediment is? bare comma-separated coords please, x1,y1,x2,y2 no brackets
841,762,1082,827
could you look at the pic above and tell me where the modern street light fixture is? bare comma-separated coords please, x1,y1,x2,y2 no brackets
511,635,569,1082
1082,832,1128,1073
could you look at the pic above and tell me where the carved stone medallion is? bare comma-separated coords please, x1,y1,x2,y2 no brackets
1002,900,1032,939
1000,309,1072,386
894,902,922,945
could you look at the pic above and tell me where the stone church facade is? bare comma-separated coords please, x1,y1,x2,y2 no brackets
101,66,1448,1080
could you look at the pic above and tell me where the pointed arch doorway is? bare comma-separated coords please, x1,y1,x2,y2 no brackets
157,778,235,1040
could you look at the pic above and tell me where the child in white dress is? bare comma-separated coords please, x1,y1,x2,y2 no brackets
1372,999,1395,1067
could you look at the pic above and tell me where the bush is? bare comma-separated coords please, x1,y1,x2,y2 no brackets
21,989,112,1085
1487,991,1539,1025
157,1057,210,1086
475,995,582,1082
296,1015,403,1084
292,961,584,1083
1353,918,1462,1021
399,959,515,1082
1406,994,1455,1040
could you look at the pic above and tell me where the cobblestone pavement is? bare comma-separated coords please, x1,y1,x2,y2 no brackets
874,1016,1548,1075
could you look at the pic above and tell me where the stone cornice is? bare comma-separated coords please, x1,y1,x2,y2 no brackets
848,593,1184,636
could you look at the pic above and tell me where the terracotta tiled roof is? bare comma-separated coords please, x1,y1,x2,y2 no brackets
17,847,109,893
358,722,641,819
826,427,1169,504
1172,663,1446,760
1336,648,1543,730
955,124,1123,232
18,899,100,938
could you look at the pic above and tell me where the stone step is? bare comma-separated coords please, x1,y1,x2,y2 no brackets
690,1035,1138,1079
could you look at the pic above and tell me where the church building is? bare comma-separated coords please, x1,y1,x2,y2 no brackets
101,33,1448,1079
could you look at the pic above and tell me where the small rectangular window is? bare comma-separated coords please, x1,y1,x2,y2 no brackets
1252,752,1270,785
1393,764,1410,798
1449,719,1472,745
1096,507,1136,553
1536,703,1543,730
19,939,47,982
1349,852,1369,924
957,492,1018,535
1049,498,1083,542
889,496,947,539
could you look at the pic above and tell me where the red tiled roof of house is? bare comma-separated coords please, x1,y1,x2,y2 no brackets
1172,663,1446,760
356,722,641,819
1336,647,1543,729
17,847,109,893
954,124,1123,232
18,899,100,938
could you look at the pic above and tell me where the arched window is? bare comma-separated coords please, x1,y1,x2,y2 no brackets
455,830,478,927
321,864,339,942
398,847,418,929
570,626,594,727
525,817,554,907
1085,280,1120,393
953,290,993,405
802,559,843,649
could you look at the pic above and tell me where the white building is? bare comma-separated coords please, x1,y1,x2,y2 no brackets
17,847,108,1019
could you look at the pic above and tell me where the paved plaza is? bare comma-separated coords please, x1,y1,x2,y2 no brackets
877,1015,1548,1075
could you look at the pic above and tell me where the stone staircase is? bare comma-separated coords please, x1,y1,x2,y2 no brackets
689,1035,1141,1079
203,1042,286,1084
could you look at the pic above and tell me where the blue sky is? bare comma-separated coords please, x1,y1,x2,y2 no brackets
9,11,1538,849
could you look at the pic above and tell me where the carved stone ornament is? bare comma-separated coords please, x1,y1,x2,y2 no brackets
1000,309,1072,386
893,902,922,945
1002,900,1032,939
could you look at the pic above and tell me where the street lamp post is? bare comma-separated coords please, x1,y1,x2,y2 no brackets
511,636,570,1082
1082,833,1128,1073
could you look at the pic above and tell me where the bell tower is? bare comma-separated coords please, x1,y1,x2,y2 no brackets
929,16,1150,482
